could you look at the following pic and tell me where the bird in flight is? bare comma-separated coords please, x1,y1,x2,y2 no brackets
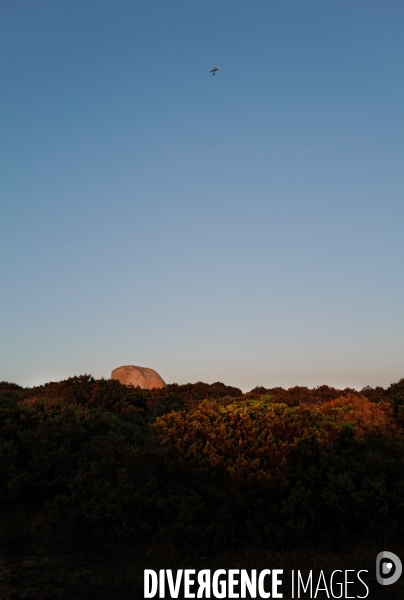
210,66,218,76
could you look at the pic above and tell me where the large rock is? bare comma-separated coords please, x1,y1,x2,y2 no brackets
111,365,166,389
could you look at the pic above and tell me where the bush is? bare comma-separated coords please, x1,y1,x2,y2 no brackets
0,376,403,552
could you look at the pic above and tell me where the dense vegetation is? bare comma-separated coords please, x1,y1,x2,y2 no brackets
1,375,403,559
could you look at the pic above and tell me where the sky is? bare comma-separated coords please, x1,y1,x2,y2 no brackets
1,0,403,392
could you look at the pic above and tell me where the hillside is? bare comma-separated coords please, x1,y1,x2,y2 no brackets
1,376,404,598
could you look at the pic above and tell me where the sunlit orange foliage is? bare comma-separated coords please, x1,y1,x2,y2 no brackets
153,395,397,489
319,394,396,437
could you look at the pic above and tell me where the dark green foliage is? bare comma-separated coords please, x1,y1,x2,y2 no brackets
154,427,404,551
245,385,356,405
0,375,403,554
27,376,242,418
387,378,404,425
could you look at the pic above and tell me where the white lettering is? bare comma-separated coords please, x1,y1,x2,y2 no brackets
241,570,257,598
344,570,355,598
197,570,211,598
272,569,283,598
184,570,196,598
159,569,165,598
144,570,158,598
228,569,239,598
297,571,312,598
357,570,369,599
314,571,329,598
167,570,183,598
329,570,343,599
212,570,227,599
258,569,271,599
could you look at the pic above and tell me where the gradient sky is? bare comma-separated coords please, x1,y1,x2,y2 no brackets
1,0,403,391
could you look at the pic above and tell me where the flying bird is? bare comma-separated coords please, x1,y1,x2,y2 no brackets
210,66,218,75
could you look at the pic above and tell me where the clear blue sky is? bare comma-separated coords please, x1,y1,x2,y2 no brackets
1,0,403,391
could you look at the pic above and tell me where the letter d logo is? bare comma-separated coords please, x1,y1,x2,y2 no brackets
376,551,402,586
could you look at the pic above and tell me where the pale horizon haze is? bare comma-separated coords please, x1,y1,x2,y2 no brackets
1,0,403,392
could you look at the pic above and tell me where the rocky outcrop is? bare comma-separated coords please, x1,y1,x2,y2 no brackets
111,365,166,389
